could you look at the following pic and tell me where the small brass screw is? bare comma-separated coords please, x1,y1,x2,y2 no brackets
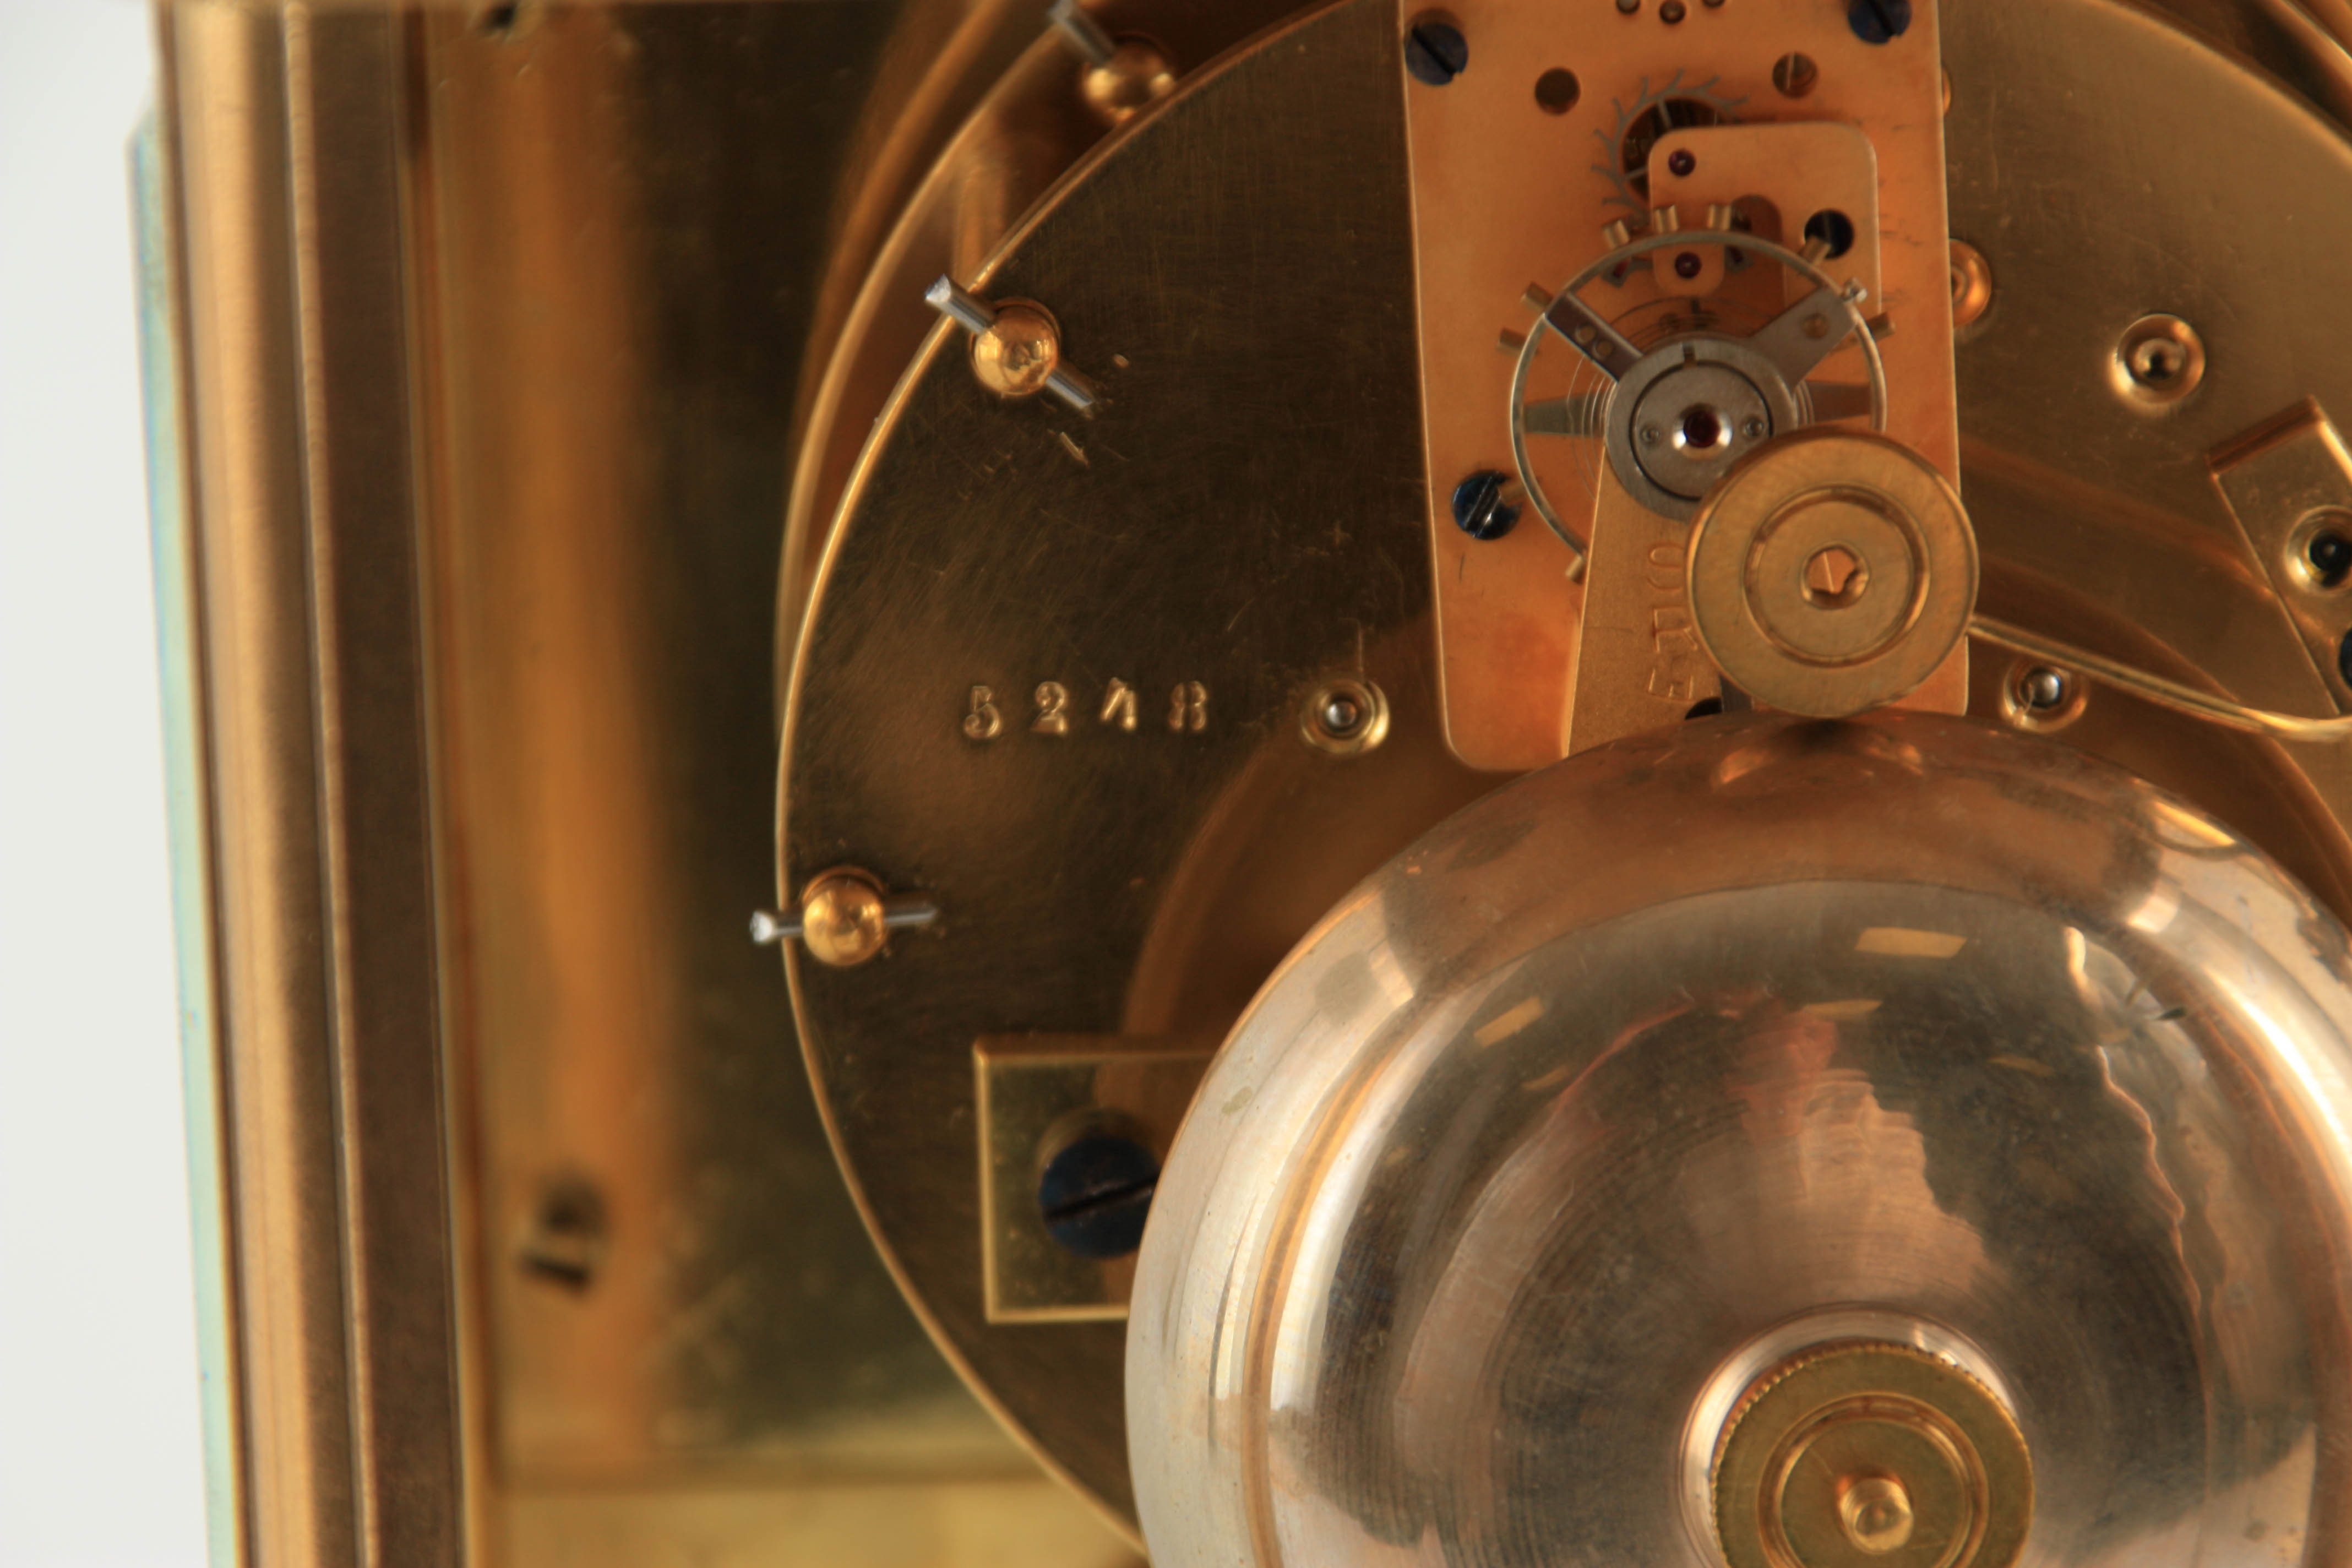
1302,678,1390,756
2111,314,2205,409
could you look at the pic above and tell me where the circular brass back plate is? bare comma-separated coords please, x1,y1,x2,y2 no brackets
789,0,2352,1530
1714,1342,2032,1568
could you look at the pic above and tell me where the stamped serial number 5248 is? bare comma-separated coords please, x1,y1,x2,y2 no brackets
962,679,1209,740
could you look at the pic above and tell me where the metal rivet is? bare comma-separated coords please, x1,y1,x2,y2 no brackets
2001,660,2086,732
972,304,1065,399
1772,52,1819,97
1950,239,1993,329
2111,314,2206,409
1302,677,1391,756
2302,514,2352,590
801,871,890,967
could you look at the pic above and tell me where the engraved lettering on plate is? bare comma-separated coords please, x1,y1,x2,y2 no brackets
963,685,1003,741
1032,681,1071,736
1167,681,1208,733
1647,541,1703,700
1100,678,1139,732
1566,472,1721,754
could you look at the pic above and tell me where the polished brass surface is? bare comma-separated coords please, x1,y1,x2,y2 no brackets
157,7,462,1561
1129,711,2352,1567
1941,0,2352,889
776,0,1309,677
1647,123,1885,308
1712,1342,2030,1568
973,1037,1212,1322
1688,431,1978,718
1569,467,1724,745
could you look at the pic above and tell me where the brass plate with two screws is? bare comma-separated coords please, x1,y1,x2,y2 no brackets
1713,1342,2032,1568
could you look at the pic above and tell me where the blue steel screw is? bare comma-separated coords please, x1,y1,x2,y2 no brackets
1452,470,1522,541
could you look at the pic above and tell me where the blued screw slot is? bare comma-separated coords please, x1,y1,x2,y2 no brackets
1404,16,1468,85
1848,0,1913,43
1038,1133,1161,1260
1452,469,1522,540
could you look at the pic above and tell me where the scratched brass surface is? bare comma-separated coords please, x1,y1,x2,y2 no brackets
785,0,2352,1533
158,0,1169,1558
784,0,1495,1520
406,12,1162,1562
776,0,1309,684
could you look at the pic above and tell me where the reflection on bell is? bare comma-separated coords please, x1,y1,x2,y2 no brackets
1130,712,2352,1567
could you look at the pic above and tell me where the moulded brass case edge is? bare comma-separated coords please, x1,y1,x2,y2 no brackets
157,4,464,1562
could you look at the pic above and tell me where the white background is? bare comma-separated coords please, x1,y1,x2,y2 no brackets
0,2,212,1564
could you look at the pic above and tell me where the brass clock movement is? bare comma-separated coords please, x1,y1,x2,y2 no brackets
145,0,2352,1563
